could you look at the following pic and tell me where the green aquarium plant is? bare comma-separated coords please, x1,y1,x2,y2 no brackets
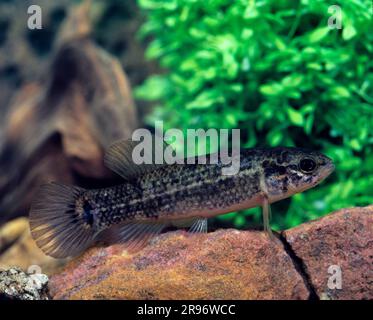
135,0,373,230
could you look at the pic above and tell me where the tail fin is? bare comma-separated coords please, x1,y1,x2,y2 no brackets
29,182,96,259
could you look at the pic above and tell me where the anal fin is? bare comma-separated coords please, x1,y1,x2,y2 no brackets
98,221,167,253
172,217,208,233
189,218,208,233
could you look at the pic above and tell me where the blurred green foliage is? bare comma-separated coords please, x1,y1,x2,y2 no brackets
135,0,373,230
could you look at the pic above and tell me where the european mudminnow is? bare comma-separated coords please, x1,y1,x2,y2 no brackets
29,140,334,258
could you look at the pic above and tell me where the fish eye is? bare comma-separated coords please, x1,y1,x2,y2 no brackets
299,158,317,173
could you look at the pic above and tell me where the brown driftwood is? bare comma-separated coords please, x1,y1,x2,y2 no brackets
0,2,138,224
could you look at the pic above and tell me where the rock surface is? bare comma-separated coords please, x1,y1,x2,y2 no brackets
49,206,373,300
0,267,49,300
49,230,309,300
283,206,373,300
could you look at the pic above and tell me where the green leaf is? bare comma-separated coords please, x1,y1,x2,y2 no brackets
287,108,304,126
234,214,246,227
259,83,282,96
136,0,373,230
308,27,330,43
134,75,169,100
185,91,223,110
267,130,283,146
305,114,314,134
145,40,164,59
274,37,286,51
225,114,238,126
282,74,303,87
349,139,362,151
343,19,357,40
241,28,253,40
331,86,351,98
307,63,322,70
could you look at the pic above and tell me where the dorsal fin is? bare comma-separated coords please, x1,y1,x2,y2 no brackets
104,139,173,180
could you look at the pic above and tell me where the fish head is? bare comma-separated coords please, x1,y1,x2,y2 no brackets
261,148,335,201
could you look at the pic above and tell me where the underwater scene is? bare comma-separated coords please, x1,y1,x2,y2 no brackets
0,0,372,303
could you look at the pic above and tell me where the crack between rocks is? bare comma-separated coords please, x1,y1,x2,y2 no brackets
277,232,319,300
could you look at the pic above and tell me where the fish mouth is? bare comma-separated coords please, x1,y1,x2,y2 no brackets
319,161,335,180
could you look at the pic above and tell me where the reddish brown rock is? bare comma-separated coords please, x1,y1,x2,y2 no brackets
49,230,309,300
283,206,373,300
48,206,372,300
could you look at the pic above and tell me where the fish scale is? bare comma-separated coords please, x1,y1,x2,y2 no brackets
29,142,334,258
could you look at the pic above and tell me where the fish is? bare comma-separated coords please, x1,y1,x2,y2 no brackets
29,140,335,258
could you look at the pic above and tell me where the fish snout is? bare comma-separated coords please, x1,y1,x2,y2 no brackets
319,155,335,178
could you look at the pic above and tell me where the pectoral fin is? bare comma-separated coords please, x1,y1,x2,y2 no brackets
262,195,274,239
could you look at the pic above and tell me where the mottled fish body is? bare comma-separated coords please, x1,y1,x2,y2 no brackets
29,141,334,258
